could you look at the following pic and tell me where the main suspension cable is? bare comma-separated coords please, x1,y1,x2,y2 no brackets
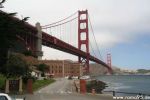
42,17,77,29
42,11,78,28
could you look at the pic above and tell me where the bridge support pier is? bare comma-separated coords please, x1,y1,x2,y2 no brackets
35,22,43,60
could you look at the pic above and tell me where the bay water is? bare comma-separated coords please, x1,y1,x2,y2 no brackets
96,75,150,96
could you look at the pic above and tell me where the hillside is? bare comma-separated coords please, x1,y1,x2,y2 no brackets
89,63,108,75
89,63,139,75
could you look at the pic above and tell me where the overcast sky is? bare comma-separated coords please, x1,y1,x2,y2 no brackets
3,0,150,69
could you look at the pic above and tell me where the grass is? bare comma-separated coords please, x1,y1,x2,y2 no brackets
0,74,6,90
33,79,55,91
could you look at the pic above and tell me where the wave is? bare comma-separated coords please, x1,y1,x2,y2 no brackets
105,82,131,91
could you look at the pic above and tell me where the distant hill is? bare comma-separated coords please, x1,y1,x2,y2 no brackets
89,63,143,75
89,63,108,76
136,69,150,75
111,66,138,75
89,63,126,75
111,66,150,75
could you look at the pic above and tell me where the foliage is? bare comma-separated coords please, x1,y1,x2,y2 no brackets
23,50,34,57
0,0,30,68
0,74,6,91
36,63,49,72
0,10,30,74
137,69,150,74
86,80,107,93
0,0,6,8
36,63,49,77
22,76,37,84
33,79,55,91
0,11,28,49
4,54,30,78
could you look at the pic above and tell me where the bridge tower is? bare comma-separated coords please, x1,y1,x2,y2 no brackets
35,22,43,60
107,53,112,73
78,10,89,74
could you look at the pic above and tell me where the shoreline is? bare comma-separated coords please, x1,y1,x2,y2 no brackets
93,75,150,96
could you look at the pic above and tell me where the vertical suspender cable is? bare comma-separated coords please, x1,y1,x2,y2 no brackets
88,14,103,61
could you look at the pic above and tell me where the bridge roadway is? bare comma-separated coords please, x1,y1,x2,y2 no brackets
1,10,111,72
42,32,111,71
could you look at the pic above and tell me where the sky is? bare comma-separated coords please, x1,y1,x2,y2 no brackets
2,0,150,70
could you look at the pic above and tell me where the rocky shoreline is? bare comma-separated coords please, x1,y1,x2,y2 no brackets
74,78,108,94
86,79,107,94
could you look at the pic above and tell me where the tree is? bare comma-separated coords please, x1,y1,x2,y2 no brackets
0,10,30,73
0,0,6,8
23,50,34,57
4,54,30,78
0,1,31,75
36,64,49,77
0,11,17,70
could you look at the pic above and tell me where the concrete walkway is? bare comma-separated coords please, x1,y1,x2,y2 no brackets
29,78,113,100
23,93,113,100
34,78,75,94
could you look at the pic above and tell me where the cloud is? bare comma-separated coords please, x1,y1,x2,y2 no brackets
88,0,150,49
89,31,132,49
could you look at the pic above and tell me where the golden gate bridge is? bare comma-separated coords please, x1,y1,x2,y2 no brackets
1,10,112,74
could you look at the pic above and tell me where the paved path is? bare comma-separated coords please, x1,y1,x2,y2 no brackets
24,93,113,100
34,78,75,94
26,78,113,100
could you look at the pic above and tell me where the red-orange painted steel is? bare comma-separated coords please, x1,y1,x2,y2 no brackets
80,79,87,93
78,10,90,74
27,79,33,94
107,53,112,73
107,54,111,67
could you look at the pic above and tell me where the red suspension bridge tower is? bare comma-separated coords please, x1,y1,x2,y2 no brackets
107,53,112,73
78,10,90,74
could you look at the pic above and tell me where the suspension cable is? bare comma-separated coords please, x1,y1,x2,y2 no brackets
42,17,77,29
80,16,98,58
89,41,97,57
42,11,78,28
88,14,103,60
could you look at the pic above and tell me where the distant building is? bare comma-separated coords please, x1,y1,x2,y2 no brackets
15,53,83,78
40,60,83,77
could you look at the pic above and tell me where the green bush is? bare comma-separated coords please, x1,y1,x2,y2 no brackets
0,75,6,91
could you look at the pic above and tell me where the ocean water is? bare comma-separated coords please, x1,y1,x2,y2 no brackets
96,75,150,96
